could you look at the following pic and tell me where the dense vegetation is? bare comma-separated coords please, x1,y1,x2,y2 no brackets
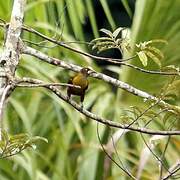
0,0,179,180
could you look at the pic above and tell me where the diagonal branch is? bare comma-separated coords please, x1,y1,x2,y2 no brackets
21,45,180,115
162,160,180,180
22,25,136,63
21,46,155,100
21,25,179,76
14,77,81,88
13,77,180,136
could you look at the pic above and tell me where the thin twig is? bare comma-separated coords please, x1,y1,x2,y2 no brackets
97,123,137,180
0,21,179,76
120,62,180,76
0,85,11,140
21,45,180,116
14,77,80,89
159,136,171,180
23,39,58,49
22,24,137,62
140,133,171,174
16,83,79,88
21,25,180,76
109,129,132,177
127,100,160,128
14,78,180,135
162,161,180,180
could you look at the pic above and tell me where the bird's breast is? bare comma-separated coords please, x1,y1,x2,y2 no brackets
72,74,88,89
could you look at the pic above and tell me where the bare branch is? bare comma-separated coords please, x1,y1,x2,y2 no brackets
14,77,80,88
159,136,171,180
22,25,136,62
0,22,179,75
0,85,11,140
21,45,180,115
21,46,155,99
0,0,26,72
14,78,180,135
21,25,180,76
0,0,26,137
103,128,132,179
97,124,136,180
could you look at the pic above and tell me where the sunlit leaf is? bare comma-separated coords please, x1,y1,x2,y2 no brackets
100,28,113,37
145,50,162,67
146,46,164,59
137,51,148,66
112,27,125,38
146,39,168,46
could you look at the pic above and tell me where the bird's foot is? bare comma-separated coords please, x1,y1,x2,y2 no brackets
80,102,84,110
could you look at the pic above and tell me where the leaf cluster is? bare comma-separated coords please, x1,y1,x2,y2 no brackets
136,39,168,67
0,130,48,158
90,27,131,54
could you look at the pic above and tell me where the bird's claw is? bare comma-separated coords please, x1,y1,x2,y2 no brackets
80,103,84,110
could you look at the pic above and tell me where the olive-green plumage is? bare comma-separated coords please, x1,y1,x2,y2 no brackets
67,68,90,103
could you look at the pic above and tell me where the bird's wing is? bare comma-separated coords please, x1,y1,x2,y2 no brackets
84,80,89,90
68,77,73,84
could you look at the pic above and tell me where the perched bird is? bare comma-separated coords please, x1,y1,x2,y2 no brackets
67,68,90,105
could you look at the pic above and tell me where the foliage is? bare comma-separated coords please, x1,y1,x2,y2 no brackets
0,0,179,180
0,130,47,159
91,27,131,54
91,28,168,67
136,39,168,67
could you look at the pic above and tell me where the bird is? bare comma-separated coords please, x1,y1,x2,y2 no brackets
67,67,90,106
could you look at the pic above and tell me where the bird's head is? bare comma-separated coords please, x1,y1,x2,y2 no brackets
80,67,91,77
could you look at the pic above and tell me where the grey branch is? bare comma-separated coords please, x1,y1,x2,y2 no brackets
0,0,26,138
21,25,180,76
14,78,180,135
22,46,155,99
14,77,80,88
22,45,180,115
0,85,11,138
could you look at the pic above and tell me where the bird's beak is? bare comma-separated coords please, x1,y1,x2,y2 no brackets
86,66,93,74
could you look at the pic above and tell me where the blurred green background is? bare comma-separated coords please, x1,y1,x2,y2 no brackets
0,0,179,179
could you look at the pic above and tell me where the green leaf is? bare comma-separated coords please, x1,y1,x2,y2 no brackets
91,37,114,43
27,136,48,144
145,46,164,59
9,98,31,133
0,130,48,159
66,0,85,40
92,41,114,50
85,0,99,38
9,133,29,142
145,50,161,67
162,65,180,74
121,0,133,18
137,51,148,66
112,27,125,38
99,0,116,30
100,28,113,37
166,80,180,98
146,39,168,45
